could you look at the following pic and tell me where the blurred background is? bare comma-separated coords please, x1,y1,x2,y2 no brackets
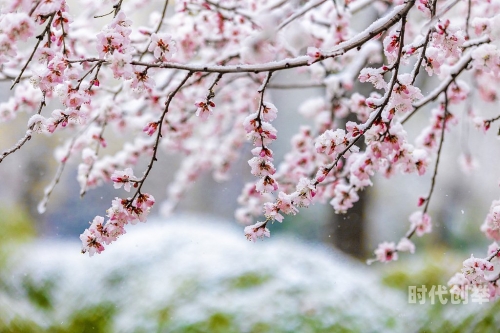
2,1,500,332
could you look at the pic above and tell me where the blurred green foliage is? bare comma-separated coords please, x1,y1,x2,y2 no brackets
381,245,500,333
0,204,36,248
0,303,115,333
21,276,55,311
226,271,270,289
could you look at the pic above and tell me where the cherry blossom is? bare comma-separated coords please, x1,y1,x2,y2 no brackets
244,221,270,242
111,168,137,192
409,211,432,236
148,33,177,61
373,242,398,263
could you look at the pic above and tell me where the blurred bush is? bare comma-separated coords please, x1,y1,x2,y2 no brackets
0,216,415,333
381,246,500,333
1,216,499,332
0,205,35,265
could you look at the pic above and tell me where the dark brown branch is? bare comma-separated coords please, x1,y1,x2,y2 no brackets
127,71,194,204
10,12,56,90
0,92,46,163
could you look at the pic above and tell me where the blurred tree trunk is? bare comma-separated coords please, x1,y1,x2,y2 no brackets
327,189,367,259
20,149,49,234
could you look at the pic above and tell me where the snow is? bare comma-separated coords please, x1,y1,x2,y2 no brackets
0,215,417,332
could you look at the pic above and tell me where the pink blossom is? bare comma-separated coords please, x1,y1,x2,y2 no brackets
315,128,348,157
481,200,500,240
261,102,278,122
263,202,284,222
488,242,500,257
247,122,278,146
448,273,470,300
243,113,259,133
396,238,415,254
383,32,400,64
359,68,387,90
36,0,64,15
462,254,494,283
472,44,500,76
251,146,274,160
244,221,270,242
330,184,359,213
416,0,431,17
111,168,136,192
410,211,432,237
295,178,316,207
80,216,106,256
276,191,298,215
0,12,35,41
472,17,491,36
374,242,398,263
0,34,17,64
143,122,159,136
110,52,133,79
248,157,276,177
255,175,279,193
195,100,215,120
148,33,177,61
130,69,155,91
306,47,322,64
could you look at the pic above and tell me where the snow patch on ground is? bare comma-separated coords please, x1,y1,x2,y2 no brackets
0,215,417,332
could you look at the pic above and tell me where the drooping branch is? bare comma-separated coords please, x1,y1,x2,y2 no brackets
10,12,56,90
127,71,194,204
277,0,327,31
0,92,46,163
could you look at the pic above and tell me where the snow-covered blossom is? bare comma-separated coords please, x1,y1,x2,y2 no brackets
396,238,415,254
255,175,278,193
472,44,500,76
244,221,270,242
409,211,432,236
330,183,359,213
261,103,278,122
481,200,500,240
110,52,134,79
80,216,106,256
448,272,470,299
306,47,322,64
423,47,446,76
195,100,215,120
295,178,316,207
359,67,387,90
248,157,276,177
461,255,494,283
80,194,155,255
315,129,348,157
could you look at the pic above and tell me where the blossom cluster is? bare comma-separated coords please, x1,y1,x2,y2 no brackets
80,193,155,255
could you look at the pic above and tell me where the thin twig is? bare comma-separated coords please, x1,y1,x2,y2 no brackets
0,92,46,163
10,13,56,90
127,71,194,204
406,91,448,239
